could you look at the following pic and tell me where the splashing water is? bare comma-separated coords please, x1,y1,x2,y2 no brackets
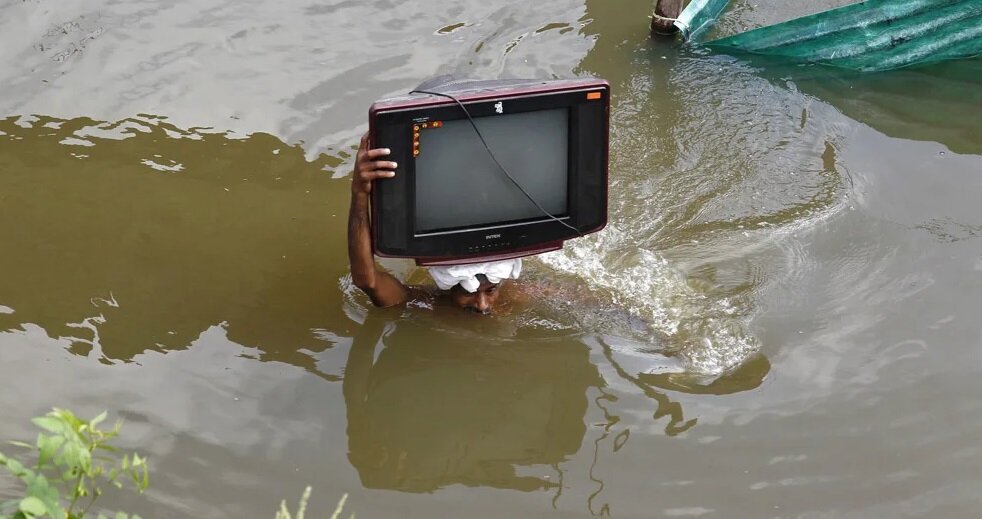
539,225,759,375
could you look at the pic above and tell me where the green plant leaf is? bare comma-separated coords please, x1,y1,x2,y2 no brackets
140,463,149,491
6,441,34,450
4,457,31,479
18,497,46,517
24,475,64,519
51,409,83,431
329,493,348,519
30,418,65,435
37,435,65,468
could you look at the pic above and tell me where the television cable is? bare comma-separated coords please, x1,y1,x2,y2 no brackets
410,88,583,237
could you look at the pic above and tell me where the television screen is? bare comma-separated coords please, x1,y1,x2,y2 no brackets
414,108,569,234
369,77,609,265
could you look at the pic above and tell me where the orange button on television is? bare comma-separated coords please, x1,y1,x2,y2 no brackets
586,91,602,100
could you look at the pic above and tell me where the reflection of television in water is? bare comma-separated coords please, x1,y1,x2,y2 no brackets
369,77,609,266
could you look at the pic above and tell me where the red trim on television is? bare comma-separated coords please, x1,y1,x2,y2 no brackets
369,79,608,115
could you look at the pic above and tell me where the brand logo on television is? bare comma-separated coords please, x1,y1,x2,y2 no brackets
494,102,503,114
485,233,501,240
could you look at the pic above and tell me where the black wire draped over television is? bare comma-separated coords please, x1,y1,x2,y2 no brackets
409,77,583,237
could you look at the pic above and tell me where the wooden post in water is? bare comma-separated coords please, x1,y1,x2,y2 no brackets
651,0,683,37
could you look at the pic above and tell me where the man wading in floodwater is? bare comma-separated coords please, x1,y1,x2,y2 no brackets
348,134,522,315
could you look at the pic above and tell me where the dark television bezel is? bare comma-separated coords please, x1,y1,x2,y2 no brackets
369,78,609,265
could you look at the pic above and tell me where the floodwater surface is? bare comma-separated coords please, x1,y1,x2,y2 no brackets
2,0,982,517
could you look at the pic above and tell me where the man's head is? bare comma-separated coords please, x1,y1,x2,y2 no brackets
449,274,500,314
428,258,521,315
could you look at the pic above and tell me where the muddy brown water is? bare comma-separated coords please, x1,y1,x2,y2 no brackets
2,0,982,517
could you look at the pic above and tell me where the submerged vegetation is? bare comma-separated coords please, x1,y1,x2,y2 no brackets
0,409,352,519
275,487,353,519
0,408,148,519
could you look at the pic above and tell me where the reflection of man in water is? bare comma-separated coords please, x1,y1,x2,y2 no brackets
348,134,521,314
343,316,601,492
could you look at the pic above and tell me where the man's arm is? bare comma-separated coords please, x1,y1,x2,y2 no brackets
348,133,411,307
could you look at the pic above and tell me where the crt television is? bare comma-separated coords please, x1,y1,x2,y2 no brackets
368,77,609,266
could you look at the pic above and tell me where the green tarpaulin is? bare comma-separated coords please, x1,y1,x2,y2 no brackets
675,0,982,72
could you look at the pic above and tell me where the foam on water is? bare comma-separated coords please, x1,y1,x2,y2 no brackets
539,225,759,375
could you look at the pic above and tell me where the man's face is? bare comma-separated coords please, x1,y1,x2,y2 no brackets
450,278,500,315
